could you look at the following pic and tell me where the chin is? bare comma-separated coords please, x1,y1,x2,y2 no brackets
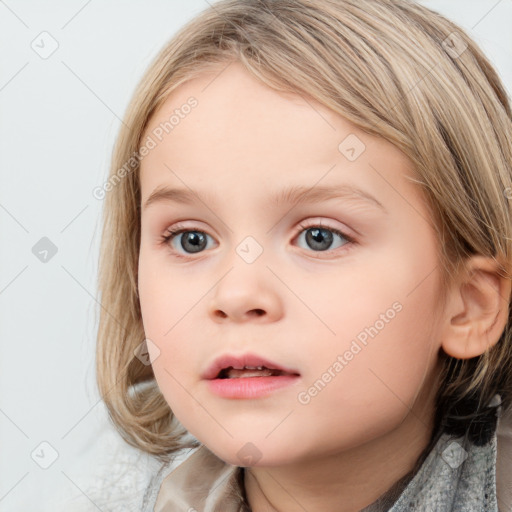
200,438,299,468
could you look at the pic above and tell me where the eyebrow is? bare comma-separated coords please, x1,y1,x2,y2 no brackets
142,183,387,213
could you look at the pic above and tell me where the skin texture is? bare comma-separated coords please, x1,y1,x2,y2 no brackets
137,61,510,511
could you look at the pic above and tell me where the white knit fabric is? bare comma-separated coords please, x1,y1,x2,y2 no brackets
46,423,195,511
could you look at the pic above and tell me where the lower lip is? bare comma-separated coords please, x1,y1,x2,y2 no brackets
205,375,300,399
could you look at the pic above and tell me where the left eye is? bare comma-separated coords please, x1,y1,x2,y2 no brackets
294,222,353,253
160,221,354,257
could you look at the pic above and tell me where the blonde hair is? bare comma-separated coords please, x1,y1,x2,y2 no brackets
96,0,512,460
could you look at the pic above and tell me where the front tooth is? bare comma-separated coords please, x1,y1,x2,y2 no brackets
244,365,263,370
226,367,275,378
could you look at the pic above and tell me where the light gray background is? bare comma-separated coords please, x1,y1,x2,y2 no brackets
0,1,511,510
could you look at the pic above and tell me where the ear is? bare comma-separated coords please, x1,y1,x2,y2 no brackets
441,255,511,359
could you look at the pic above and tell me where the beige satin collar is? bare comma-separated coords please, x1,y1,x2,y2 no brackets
154,445,248,512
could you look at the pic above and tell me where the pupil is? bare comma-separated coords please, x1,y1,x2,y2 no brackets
306,227,333,251
182,232,206,253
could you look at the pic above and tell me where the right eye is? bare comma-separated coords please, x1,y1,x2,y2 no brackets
160,224,216,257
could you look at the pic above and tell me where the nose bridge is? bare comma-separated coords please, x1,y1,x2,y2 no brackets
224,233,268,295
234,233,266,266
218,204,270,270
208,231,281,322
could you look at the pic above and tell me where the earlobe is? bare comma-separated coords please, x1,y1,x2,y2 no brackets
441,255,511,360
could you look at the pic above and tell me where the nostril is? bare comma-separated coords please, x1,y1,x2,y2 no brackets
212,309,265,319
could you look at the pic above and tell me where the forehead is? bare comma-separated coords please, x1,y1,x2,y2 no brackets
139,62,424,219
142,61,339,158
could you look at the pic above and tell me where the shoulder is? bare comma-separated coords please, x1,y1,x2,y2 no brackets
146,444,247,511
46,421,199,512
497,404,512,512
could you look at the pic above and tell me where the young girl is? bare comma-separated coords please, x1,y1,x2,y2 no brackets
94,0,512,510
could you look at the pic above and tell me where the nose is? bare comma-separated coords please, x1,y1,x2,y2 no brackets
208,265,284,323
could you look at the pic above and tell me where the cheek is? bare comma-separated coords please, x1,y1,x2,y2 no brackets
138,252,196,372
308,249,439,356
310,259,440,434
138,245,198,334
138,268,201,422
139,302,195,371
290,300,439,457
305,236,440,378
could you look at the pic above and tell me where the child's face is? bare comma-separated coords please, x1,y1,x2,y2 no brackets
138,62,446,466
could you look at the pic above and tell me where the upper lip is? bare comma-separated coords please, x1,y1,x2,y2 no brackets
201,353,300,380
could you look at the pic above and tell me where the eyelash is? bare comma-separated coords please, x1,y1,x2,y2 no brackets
159,220,356,259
